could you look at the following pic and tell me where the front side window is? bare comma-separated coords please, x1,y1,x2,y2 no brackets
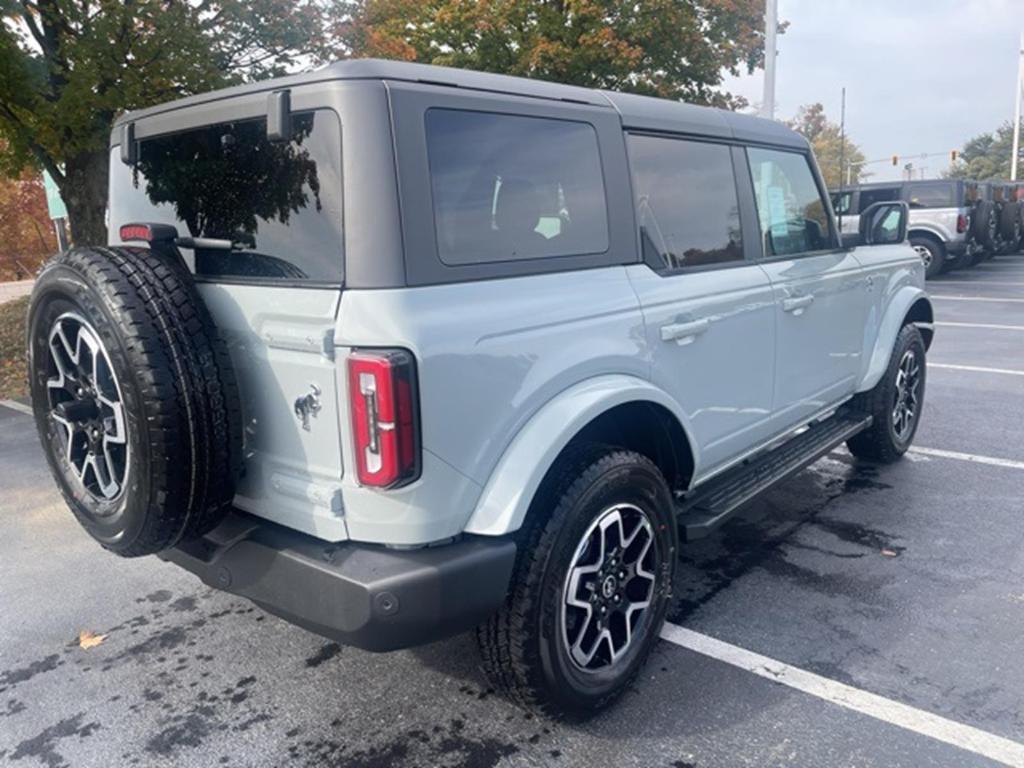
628,135,743,270
831,191,853,215
748,147,834,257
110,110,343,283
424,109,609,266
907,183,955,209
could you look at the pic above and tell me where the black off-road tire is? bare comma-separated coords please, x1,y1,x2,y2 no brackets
971,200,997,255
847,324,926,463
910,235,946,280
27,246,242,557
476,446,677,718
999,201,1022,247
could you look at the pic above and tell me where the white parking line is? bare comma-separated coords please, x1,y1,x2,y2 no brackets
930,362,1024,377
0,399,32,416
930,295,1024,303
660,623,1024,767
935,321,1024,331
909,446,1024,471
933,281,1024,288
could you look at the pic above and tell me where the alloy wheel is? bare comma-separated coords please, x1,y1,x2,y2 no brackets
892,348,922,442
561,503,659,671
46,313,129,502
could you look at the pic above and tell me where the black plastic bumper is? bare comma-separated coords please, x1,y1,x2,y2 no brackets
161,512,517,652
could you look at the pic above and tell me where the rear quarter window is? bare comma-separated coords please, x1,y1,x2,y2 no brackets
907,183,956,209
109,110,343,284
424,109,609,266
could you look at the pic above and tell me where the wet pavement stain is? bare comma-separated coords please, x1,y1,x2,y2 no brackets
305,642,342,668
0,654,63,693
8,712,100,768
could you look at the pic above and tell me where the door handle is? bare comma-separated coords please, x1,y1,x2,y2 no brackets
782,294,815,314
660,318,711,344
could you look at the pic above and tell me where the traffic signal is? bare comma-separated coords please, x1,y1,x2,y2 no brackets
892,155,898,166
951,150,958,163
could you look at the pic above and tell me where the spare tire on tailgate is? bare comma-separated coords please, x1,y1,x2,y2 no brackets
971,200,997,250
27,246,242,557
999,200,1022,245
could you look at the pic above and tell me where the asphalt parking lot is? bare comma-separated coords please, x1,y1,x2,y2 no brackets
2,256,1024,768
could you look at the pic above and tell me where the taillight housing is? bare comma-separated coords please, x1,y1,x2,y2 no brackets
347,349,420,489
957,214,969,234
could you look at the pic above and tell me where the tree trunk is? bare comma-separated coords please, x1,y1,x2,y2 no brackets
61,149,110,246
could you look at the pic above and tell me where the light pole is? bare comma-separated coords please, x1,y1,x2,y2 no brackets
762,0,778,120
1012,32,1023,181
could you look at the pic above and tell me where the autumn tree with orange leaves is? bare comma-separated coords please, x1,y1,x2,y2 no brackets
337,0,772,106
0,172,56,281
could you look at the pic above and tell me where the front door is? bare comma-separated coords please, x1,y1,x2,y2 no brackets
746,146,869,432
626,135,776,478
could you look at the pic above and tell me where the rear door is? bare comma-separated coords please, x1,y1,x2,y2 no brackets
109,92,348,540
747,147,870,432
625,135,776,477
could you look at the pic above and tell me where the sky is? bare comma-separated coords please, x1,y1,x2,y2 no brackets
720,0,1024,182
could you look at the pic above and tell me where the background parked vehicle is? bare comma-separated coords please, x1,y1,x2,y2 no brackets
831,179,976,279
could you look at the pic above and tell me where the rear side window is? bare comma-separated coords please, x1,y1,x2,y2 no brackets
110,110,343,283
907,183,956,209
747,147,833,257
424,109,609,266
627,135,743,270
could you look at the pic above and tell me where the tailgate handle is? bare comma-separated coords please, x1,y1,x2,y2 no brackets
660,318,711,344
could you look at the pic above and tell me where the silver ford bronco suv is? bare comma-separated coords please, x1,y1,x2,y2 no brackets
27,60,933,716
832,179,985,278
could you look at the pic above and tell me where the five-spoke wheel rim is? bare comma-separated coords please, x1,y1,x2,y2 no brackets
46,313,129,502
892,348,921,442
561,503,658,672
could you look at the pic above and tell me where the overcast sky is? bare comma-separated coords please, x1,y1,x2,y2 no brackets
720,0,1023,182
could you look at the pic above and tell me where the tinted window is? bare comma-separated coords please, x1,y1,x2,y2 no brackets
628,135,742,270
110,111,342,282
424,109,608,266
831,191,853,215
907,183,956,209
858,187,902,211
748,148,833,257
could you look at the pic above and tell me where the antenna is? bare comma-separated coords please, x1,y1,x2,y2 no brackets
1012,32,1023,181
838,87,846,236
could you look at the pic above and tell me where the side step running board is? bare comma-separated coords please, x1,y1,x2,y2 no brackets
677,412,873,541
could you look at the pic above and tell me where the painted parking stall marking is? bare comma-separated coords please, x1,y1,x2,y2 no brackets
935,321,1024,331
909,446,1024,471
0,399,32,416
930,362,1024,377
660,623,1024,768
930,295,1024,303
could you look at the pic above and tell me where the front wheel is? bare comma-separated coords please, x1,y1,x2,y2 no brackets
477,448,677,717
847,324,926,463
910,236,946,280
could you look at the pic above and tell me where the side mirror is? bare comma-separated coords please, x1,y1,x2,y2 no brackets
858,201,908,246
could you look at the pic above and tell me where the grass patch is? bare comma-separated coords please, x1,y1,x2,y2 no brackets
0,296,29,400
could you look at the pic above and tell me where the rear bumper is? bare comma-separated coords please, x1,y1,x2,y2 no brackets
161,512,516,652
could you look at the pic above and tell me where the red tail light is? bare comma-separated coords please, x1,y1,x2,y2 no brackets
956,214,968,234
118,222,178,243
347,349,420,489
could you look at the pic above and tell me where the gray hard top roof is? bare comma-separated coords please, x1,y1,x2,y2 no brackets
113,58,806,149
831,178,970,193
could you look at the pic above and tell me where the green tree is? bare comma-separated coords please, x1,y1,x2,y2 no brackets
0,0,339,245
947,121,1023,181
788,103,867,189
336,0,773,107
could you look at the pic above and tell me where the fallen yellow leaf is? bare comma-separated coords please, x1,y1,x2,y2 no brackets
78,630,107,649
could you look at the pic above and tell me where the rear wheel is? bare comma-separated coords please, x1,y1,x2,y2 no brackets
910,236,945,279
847,324,926,463
477,447,677,717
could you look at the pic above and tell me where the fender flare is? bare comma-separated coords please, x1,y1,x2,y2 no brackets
858,287,933,393
907,225,947,244
463,374,697,537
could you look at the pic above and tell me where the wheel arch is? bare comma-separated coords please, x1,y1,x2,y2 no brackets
463,375,697,537
858,289,934,393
